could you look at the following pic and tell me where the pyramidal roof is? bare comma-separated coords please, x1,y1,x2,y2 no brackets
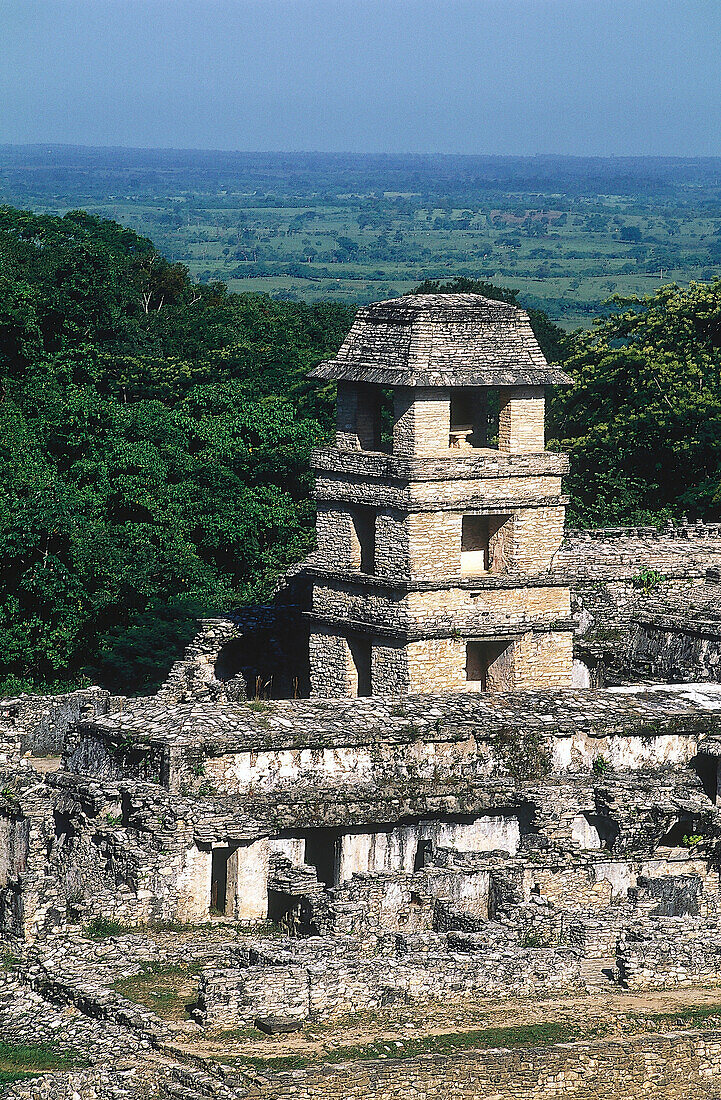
309,293,573,387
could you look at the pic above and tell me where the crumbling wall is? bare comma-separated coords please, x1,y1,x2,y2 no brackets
0,688,116,756
618,918,721,989
196,933,583,1027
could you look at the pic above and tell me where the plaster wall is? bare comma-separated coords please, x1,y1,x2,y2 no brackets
338,816,520,881
175,844,213,922
227,838,270,921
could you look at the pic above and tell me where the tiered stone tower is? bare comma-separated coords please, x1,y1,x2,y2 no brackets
306,294,574,697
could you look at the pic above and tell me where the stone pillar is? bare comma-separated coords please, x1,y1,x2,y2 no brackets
393,387,451,455
227,838,270,921
498,386,545,453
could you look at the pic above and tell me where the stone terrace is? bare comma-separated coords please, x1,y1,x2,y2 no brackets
71,684,721,757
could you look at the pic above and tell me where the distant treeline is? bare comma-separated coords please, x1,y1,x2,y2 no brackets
1,205,720,695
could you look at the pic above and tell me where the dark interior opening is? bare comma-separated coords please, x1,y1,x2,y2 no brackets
461,514,510,573
214,639,251,684
349,637,372,696
413,838,434,872
659,819,696,847
267,891,315,934
304,829,341,888
466,639,512,690
691,753,718,803
350,506,376,574
450,388,499,448
210,847,229,914
584,813,620,851
214,625,307,700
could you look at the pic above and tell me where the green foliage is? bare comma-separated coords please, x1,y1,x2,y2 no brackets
82,915,129,940
592,754,610,776
0,205,353,695
233,1021,580,1071
682,834,704,848
549,281,721,525
0,1041,84,1087
631,567,666,593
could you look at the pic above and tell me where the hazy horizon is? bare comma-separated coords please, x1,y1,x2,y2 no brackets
2,0,721,157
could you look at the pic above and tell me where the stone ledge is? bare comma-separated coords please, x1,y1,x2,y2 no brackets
311,447,569,480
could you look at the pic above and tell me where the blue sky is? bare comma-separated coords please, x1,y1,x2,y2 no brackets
1,0,720,155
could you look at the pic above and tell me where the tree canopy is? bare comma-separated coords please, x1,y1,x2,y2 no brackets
548,282,721,526
0,206,352,695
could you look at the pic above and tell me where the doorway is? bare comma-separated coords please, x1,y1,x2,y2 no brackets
210,847,229,914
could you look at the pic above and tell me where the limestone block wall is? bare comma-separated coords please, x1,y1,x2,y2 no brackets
314,467,564,512
311,581,570,634
406,511,460,578
498,385,545,453
393,387,451,455
617,919,721,989
197,939,582,1027
238,1031,721,1100
513,630,574,691
309,631,355,696
374,510,409,578
513,505,566,571
406,637,467,693
0,688,116,756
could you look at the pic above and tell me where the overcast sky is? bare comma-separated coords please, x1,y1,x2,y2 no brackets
1,0,720,156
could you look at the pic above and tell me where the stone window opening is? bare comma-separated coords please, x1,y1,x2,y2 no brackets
659,818,697,848
466,639,514,691
210,846,230,914
413,838,433,872
349,505,376,574
450,388,499,450
461,514,511,575
349,636,372,696
305,830,341,888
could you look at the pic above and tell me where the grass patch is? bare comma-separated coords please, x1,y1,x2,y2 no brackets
0,1042,85,1089
113,962,203,1021
644,1004,721,1028
228,1021,585,1071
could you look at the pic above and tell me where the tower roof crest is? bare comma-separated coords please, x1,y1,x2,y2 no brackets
310,293,572,387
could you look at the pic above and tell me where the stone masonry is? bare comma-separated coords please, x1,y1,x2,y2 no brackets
306,294,575,696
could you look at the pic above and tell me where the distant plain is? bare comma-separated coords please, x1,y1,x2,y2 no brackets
2,147,721,327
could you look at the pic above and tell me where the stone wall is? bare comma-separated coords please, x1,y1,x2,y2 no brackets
498,385,545,452
0,688,116,756
197,934,582,1027
236,1031,721,1100
618,919,721,989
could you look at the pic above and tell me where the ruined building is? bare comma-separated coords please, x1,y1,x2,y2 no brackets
306,294,574,696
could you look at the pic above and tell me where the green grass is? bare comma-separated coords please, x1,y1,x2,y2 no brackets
113,961,204,1021
227,1021,585,1072
0,1043,85,1091
644,1004,721,1028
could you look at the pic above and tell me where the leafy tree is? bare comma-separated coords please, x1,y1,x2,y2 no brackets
548,281,721,525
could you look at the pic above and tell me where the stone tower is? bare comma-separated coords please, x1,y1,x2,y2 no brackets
306,293,574,697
